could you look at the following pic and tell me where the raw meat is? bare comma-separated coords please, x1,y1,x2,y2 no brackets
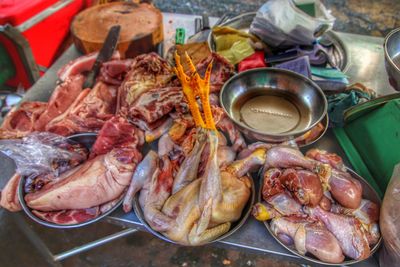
35,75,85,131
99,59,133,86
46,82,117,136
25,115,143,212
194,53,234,92
32,207,100,225
0,102,47,139
118,53,175,114
58,51,120,81
90,115,144,159
0,173,22,212
129,87,182,124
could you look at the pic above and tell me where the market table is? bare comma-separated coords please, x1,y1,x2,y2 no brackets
1,13,396,267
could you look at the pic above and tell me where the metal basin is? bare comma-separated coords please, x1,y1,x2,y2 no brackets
384,27,400,91
220,68,327,143
18,133,123,229
133,176,255,246
258,167,382,265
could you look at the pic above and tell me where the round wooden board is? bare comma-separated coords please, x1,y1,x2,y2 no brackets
71,2,163,58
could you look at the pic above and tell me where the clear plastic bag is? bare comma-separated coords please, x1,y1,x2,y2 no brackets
250,0,335,47
0,132,86,176
379,164,400,266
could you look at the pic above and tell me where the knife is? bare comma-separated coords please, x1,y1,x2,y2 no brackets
83,25,121,89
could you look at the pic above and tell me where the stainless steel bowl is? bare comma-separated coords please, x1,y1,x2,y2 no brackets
384,27,400,91
18,133,123,229
258,167,382,266
220,68,327,143
133,176,255,246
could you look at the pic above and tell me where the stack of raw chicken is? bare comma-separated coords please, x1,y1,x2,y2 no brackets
253,147,380,263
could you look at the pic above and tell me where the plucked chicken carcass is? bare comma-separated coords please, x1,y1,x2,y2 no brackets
124,53,256,245
23,116,143,224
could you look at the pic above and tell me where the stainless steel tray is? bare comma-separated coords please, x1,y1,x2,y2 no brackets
17,133,123,229
258,167,382,265
133,174,255,246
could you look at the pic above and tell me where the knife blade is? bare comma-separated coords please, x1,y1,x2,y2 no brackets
83,25,121,89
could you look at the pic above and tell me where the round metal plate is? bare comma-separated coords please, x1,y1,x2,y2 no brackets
257,167,382,265
133,175,255,245
18,133,123,229
207,12,349,72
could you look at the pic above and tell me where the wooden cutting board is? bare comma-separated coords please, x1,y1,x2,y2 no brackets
71,2,163,58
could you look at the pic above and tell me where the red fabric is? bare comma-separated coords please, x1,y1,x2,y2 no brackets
238,51,267,72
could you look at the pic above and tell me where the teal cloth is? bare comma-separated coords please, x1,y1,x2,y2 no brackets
327,90,372,127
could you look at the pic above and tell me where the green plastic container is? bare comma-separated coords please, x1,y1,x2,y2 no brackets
334,98,400,197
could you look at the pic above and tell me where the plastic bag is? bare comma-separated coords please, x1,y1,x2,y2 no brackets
0,132,86,176
250,0,335,47
379,163,400,266
212,26,259,65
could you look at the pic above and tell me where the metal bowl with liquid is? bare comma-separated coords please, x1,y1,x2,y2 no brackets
220,68,327,143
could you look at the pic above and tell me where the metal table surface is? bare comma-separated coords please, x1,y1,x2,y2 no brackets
1,13,396,266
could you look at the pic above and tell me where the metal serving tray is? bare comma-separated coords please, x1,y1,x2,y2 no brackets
258,167,382,265
17,133,123,229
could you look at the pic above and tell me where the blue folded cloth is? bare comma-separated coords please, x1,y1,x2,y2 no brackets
275,56,311,78
327,84,375,127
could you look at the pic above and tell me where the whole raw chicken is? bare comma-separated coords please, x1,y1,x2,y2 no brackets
128,53,261,245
